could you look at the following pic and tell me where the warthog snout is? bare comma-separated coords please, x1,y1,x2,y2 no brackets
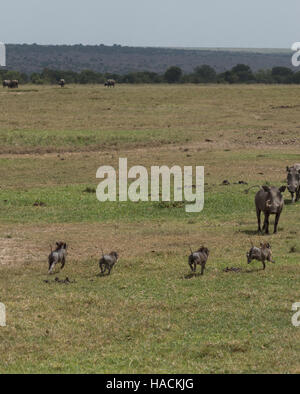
266,199,279,211
266,199,271,207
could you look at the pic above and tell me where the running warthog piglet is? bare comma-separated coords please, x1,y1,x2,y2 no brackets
99,250,118,275
286,164,300,203
246,242,275,270
48,242,68,274
188,246,209,275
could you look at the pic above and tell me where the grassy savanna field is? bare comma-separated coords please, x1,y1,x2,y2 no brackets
1,84,300,373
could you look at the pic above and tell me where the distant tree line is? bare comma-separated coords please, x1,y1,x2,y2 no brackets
1,64,300,85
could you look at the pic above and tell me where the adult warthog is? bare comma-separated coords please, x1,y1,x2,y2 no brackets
286,164,300,203
255,185,286,234
246,184,286,234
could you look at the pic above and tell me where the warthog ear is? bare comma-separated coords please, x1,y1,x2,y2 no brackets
262,185,270,192
279,186,286,193
286,166,290,172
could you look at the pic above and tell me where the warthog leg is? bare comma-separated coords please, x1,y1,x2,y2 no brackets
200,263,205,275
290,192,295,203
274,212,281,234
263,212,270,234
296,187,300,202
256,208,262,233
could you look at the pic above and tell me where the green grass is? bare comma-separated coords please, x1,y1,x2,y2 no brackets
0,128,189,153
0,183,260,223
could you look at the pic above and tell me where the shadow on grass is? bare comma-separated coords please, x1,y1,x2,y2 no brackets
239,229,260,236
241,267,265,274
222,266,265,274
239,229,281,236
96,272,111,278
183,272,203,279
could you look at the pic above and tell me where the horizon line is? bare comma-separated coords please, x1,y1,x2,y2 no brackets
3,42,292,51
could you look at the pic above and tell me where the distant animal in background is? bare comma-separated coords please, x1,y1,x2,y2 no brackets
104,79,115,87
48,242,68,274
286,164,300,203
188,246,209,275
99,250,118,275
58,79,65,87
8,80,18,88
2,80,10,88
3,80,18,88
246,241,275,270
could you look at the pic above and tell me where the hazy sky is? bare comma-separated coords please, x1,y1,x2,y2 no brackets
1,0,299,48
